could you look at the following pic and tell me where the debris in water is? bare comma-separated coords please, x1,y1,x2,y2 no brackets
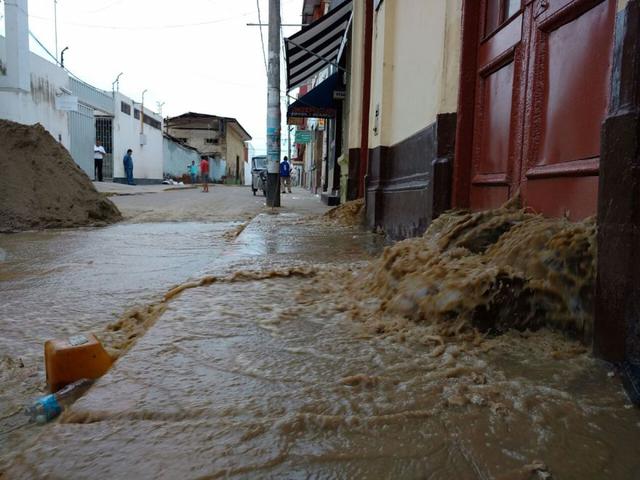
337,202,596,342
323,199,364,226
96,267,318,358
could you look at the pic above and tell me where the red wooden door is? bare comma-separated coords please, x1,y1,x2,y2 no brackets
468,0,616,218
469,0,527,210
520,0,615,219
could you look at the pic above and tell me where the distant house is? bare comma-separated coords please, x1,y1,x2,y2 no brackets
165,112,252,184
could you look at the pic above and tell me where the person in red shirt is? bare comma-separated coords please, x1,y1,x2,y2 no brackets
200,156,210,192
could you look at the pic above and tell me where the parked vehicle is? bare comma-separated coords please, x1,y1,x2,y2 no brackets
251,156,267,196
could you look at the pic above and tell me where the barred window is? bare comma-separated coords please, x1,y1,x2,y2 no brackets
120,102,131,115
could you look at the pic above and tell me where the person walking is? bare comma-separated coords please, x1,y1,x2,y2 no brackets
280,156,292,194
123,149,135,185
189,160,197,184
94,140,106,182
200,156,210,192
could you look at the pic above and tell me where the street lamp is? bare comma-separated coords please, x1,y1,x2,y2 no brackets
111,72,123,94
60,46,69,68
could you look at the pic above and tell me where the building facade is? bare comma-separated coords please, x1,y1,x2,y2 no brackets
112,92,163,183
0,1,71,150
288,0,640,379
165,112,252,184
163,133,200,181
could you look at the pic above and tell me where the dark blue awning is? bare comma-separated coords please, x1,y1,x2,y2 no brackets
287,72,341,121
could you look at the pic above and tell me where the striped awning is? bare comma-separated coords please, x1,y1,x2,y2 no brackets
285,0,352,91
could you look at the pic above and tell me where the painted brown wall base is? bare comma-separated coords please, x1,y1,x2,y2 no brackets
365,113,457,240
594,0,640,399
347,148,361,202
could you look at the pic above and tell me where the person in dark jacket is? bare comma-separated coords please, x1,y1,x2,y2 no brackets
123,149,135,185
280,156,292,193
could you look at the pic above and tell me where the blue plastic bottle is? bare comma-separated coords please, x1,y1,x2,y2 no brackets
25,378,93,424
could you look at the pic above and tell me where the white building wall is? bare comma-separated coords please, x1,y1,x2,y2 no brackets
0,36,71,149
163,136,200,179
244,143,256,186
112,92,163,181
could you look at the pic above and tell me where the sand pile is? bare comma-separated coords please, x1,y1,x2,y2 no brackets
342,201,596,342
323,198,364,226
0,119,121,232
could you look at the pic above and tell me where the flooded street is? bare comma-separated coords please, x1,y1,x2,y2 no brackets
2,187,640,478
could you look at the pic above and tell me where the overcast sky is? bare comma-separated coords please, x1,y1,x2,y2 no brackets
1,0,304,155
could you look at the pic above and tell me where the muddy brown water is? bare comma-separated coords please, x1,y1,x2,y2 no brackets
2,212,640,478
0,215,381,466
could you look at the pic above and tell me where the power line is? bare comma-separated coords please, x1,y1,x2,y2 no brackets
28,8,258,30
28,30,61,66
28,29,106,91
255,0,268,77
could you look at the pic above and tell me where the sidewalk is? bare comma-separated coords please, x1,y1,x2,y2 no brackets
4,212,385,479
93,181,195,196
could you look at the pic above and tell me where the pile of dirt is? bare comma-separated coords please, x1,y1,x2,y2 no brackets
323,198,364,226
0,120,121,232
343,200,596,342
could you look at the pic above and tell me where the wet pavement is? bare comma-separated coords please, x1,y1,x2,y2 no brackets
2,187,640,479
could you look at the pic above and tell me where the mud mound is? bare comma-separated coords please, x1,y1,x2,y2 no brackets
323,198,364,226
347,203,596,341
0,120,121,232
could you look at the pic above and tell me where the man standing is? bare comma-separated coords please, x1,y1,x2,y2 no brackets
94,140,106,182
123,149,135,185
200,156,209,193
280,156,292,194
189,160,197,184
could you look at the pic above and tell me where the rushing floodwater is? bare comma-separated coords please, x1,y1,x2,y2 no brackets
2,213,640,478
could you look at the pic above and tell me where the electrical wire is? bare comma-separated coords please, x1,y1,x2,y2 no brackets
256,0,269,77
28,29,102,90
29,5,258,31
28,30,61,66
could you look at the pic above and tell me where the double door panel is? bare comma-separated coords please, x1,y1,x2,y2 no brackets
470,0,615,218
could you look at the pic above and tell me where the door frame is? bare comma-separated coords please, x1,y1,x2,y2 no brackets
452,0,483,209
453,0,616,211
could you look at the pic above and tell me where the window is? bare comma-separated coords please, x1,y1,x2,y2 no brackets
485,0,521,36
143,115,162,130
205,138,219,145
95,117,113,153
120,101,131,115
133,109,161,129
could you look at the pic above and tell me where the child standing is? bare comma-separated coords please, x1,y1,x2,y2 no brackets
200,156,210,192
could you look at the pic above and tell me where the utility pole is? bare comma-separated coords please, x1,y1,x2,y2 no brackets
54,0,59,61
266,0,281,207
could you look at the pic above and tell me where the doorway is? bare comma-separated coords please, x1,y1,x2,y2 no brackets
455,0,616,219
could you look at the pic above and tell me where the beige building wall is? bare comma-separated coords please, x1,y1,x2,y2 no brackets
225,126,247,183
346,0,365,151
368,0,462,148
